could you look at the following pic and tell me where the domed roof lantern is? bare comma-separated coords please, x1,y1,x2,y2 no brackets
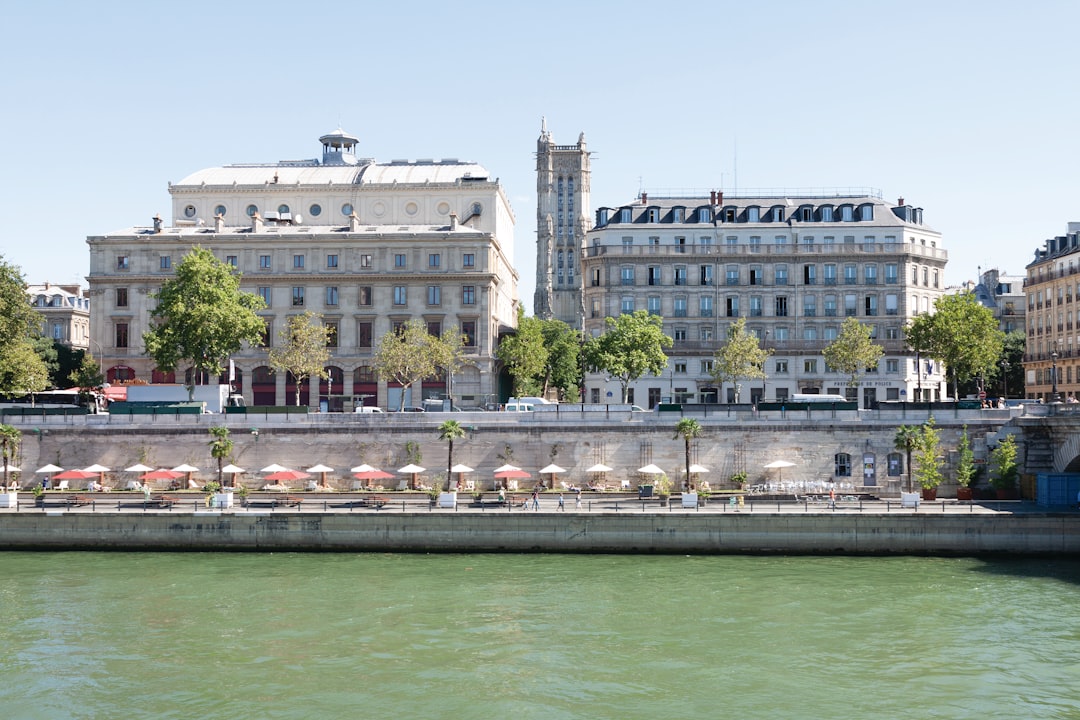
319,128,360,166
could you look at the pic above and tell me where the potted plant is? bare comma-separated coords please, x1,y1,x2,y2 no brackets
729,470,748,490
955,425,975,501
914,417,944,501
32,484,44,507
236,484,250,507
989,434,1019,499
655,474,673,506
203,480,222,508
428,479,444,508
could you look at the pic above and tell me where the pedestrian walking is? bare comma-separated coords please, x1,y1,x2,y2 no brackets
575,489,582,510
829,487,836,510
531,489,540,511
557,493,565,511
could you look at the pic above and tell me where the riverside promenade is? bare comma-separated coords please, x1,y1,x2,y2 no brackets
2,493,1077,555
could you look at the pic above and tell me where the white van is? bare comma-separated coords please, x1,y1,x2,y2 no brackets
503,402,535,412
507,396,553,405
354,406,384,413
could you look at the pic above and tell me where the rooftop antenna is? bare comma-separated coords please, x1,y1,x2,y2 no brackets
637,175,644,198
732,135,738,194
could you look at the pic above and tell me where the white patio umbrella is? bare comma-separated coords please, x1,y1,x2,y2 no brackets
2,464,20,473
260,463,288,473
172,463,200,488
84,463,110,488
36,464,63,474
124,463,154,473
305,464,334,488
351,463,376,473
539,463,566,487
398,463,426,490
764,459,796,482
221,464,245,474
450,463,474,489
637,464,665,475
493,463,521,473
586,463,613,473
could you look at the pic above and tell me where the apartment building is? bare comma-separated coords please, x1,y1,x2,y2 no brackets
1024,222,1080,401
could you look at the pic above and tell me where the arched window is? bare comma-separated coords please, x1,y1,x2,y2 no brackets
834,453,852,477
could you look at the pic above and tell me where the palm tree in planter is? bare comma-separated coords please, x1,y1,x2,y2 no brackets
437,420,467,491
0,424,20,504
673,418,702,491
208,425,234,487
894,425,921,493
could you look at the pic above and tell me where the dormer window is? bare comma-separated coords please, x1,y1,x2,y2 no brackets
723,208,735,222
698,207,711,222
820,206,834,221
672,207,684,223
647,208,659,223
841,205,854,222
773,207,785,222
747,206,760,222
859,204,874,221
800,206,813,222
597,208,610,226
619,207,632,223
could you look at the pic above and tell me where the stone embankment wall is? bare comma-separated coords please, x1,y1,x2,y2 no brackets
0,512,1076,555
12,412,1008,495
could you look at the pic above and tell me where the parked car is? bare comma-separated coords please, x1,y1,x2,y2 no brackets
389,406,426,413
354,406,384,413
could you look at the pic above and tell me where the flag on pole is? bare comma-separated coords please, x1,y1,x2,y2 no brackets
229,358,235,382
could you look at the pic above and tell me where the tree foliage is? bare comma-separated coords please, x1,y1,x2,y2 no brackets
373,319,464,411
822,317,884,388
893,425,921,493
906,292,1004,400
143,247,265,394
913,416,944,490
268,311,332,407
69,353,105,407
497,309,548,398
955,425,975,488
989,434,1018,490
710,318,772,403
674,418,702,489
438,420,467,490
583,310,672,403
0,256,49,397
540,318,582,401
208,425,234,487
0,424,19,489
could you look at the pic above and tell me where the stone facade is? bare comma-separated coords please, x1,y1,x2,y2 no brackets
1024,222,1080,401
27,283,90,350
86,130,519,410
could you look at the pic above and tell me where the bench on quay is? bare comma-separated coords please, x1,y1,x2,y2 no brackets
275,495,304,508
66,495,92,507
361,495,388,508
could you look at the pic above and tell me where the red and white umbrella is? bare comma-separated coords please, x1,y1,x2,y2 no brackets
264,469,311,483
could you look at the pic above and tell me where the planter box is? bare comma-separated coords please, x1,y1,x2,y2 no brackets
900,492,921,508
437,491,457,508
213,492,235,509
921,487,938,501
0,491,18,508
681,492,698,508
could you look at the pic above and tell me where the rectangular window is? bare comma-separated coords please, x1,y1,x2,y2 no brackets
116,288,128,308
886,359,899,373
292,287,305,306
865,295,878,316
726,296,739,317
115,322,128,348
749,267,762,285
647,296,661,314
674,361,687,374
327,254,338,269
824,295,837,317
726,266,739,285
326,286,339,306
462,286,476,305
803,326,818,341
259,255,271,269
700,327,713,342
117,255,129,270
463,253,475,268
621,297,634,314
700,359,714,374
360,254,372,269
674,298,688,317
621,267,635,285
357,322,373,348
225,255,238,267
775,266,788,285
803,295,817,317
804,359,818,373
325,322,339,348
804,265,817,285
674,267,687,286
648,266,661,286
885,263,898,284
775,359,789,374
395,254,407,268
462,321,477,347
844,264,857,284
775,296,788,317
261,320,271,348
429,253,441,268
427,286,441,306
393,286,407,305
886,326,900,340
258,286,271,306
700,265,713,286
622,237,634,253
700,296,713,317
673,328,687,342
885,294,898,315
774,326,789,341
865,264,878,284
293,254,305,269
845,294,857,316
824,326,838,341
160,256,171,270
750,296,763,317
824,264,837,285
358,286,372,306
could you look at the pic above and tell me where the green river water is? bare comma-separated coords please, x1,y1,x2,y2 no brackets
0,553,1078,719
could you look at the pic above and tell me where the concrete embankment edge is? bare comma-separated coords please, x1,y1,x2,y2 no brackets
1,513,1078,554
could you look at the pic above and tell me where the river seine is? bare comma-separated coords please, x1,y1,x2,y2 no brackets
1,552,1078,719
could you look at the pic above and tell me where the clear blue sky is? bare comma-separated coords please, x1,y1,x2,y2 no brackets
3,0,1078,312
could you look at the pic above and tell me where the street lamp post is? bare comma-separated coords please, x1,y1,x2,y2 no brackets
1051,352,1061,403
1001,359,1009,400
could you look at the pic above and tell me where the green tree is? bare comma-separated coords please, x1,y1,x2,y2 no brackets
673,418,702,490
989,434,1018,491
374,319,464,411
268,311,332,407
893,425,921,493
822,317,884,389
0,424,20,490
144,247,266,397
0,256,49,398
497,310,548,397
906,292,1005,400
208,425,234,487
50,342,84,390
583,310,671,404
30,335,59,387
955,425,975,488
540,318,582,401
914,417,944,491
69,353,105,409
437,420,467,490
710,318,772,403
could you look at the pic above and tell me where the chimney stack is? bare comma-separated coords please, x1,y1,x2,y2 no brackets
717,191,723,206
641,193,647,205
898,196,905,207
251,212,263,233
449,212,458,231
349,211,361,232
214,214,224,233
